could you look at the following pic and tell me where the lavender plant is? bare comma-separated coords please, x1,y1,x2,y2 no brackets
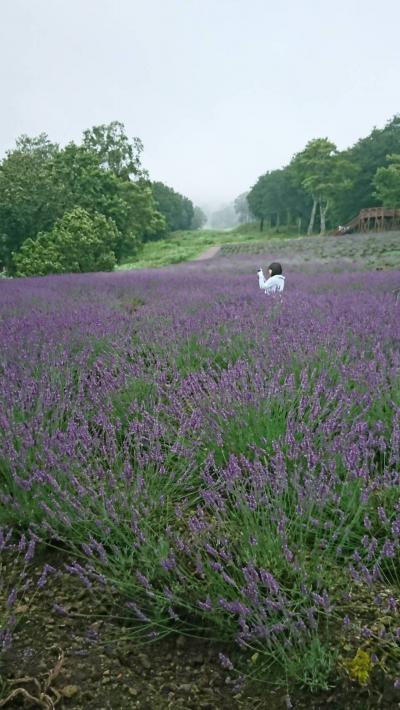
0,264,399,689
0,530,37,654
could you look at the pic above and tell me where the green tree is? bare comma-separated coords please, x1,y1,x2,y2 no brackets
290,138,355,235
151,181,194,232
234,192,253,224
117,179,166,255
373,154,400,207
82,121,144,179
259,170,288,228
0,134,62,268
0,124,166,269
284,164,313,231
191,206,207,229
247,168,308,231
52,142,125,220
50,143,163,259
14,208,118,276
247,177,268,231
333,115,400,223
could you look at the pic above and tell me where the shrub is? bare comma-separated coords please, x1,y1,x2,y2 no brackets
13,207,119,276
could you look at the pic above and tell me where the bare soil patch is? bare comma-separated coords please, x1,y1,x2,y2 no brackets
1,552,399,709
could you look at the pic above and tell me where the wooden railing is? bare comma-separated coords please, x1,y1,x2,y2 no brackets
336,208,400,234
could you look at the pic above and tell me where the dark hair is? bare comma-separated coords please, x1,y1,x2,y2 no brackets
268,262,282,276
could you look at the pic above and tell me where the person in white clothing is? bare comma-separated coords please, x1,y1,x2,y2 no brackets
257,262,285,294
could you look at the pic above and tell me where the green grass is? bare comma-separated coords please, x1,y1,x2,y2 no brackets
117,225,296,270
117,225,400,271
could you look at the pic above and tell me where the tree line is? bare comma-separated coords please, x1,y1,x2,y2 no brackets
0,122,206,276
244,115,400,235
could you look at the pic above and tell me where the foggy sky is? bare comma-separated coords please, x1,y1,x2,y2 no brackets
1,0,400,210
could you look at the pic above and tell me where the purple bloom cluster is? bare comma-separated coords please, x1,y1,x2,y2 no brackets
0,530,37,651
1,263,399,671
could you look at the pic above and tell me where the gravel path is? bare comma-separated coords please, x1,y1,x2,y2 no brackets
193,245,221,261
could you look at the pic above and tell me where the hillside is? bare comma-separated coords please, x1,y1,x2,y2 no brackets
119,227,400,271
220,230,400,270
117,225,296,269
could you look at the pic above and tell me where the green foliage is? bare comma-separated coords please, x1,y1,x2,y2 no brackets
290,138,356,234
333,115,400,222
51,143,127,239
249,169,287,225
191,205,207,229
208,400,289,467
117,226,294,270
283,635,337,691
115,179,166,257
50,144,164,260
246,174,269,230
229,221,298,236
0,122,165,272
13,208,119,276
82,120,144,179
175,333,249,378
151,181,194,233
245,114,400,231
0,134,62,266
291,138,338,195
247,168,311,232
373,154,400,207
234,192,253,224
119,220,400,271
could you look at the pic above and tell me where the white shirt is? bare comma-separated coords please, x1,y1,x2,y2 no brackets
257,270,285,294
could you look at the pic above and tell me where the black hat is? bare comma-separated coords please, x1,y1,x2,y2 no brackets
268,262,282,276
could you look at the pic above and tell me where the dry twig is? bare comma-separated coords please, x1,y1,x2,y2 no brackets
0,647,64,708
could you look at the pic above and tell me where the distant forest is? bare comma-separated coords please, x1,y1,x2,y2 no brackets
1,116,400,275
241,115,400,235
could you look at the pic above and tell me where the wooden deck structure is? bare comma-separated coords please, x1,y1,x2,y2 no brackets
337,208,400,234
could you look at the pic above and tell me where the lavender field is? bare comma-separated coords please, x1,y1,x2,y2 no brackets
1,255,400,704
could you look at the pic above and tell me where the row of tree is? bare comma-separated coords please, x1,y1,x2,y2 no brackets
151,182,206,232
0,122,205,275
244,115,400,234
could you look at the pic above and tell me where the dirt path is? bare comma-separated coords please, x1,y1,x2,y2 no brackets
193,245,221,261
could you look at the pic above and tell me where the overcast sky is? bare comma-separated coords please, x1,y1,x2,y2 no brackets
1,0,400,210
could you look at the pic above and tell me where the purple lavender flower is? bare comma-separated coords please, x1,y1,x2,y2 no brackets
2,261,400,676
197,596,213,612
382,540,396,558
37,564,56,588
218,653,234,670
